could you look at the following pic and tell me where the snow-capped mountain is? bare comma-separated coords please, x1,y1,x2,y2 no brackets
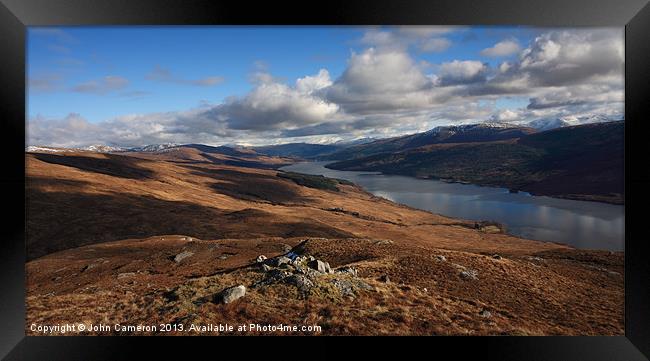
126,143,180,152
25,146,75,153
528,115,622,131
81,145,127,153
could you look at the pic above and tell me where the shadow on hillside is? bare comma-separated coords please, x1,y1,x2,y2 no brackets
182,165,307,204
30,153,155,180
198,152,282,170
26,177,353,260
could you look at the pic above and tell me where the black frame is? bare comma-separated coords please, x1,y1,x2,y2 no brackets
1,0,649,359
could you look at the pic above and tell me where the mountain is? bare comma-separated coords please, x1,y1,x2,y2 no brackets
253,142,343,159
327,121,624,204
528,115,620,131
528,118,574,131
324,123,537,161
126,143,180,152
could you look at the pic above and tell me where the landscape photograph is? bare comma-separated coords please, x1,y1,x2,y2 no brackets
26,26,624,336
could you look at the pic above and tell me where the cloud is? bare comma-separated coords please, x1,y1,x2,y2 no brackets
480,39,521,57
360,27,458,53
71,76,129,95
419,38,451,53
436,60,489,86
29,74,63,93
326,48,441,114
216,69,339,131
146,65,224,87
502,29,624,88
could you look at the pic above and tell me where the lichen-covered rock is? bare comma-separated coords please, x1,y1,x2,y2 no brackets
174,250,194,263
284,274,314,293
336,266,358,277
269,256,292,267
215,285,246,304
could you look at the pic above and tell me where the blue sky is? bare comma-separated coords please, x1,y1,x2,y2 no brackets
27,26,624,147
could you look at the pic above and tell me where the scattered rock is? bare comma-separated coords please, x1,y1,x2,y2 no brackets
281,244,293,253
492,254,502,260
81,263,97,272
379,275,391,283
336,266,358,277
309,260,332,274
215,285,246,304
218,254,230,260
479,310,492,318
332,279,356,297
261,264,272,272
460,270,479,280
435,255,446,262
256,255,267,263
269,256,292,267
253,269,291,288
174,250,194,263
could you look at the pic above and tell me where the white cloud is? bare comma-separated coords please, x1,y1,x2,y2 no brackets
71,76,129,94
480,39,521,57
146,65,224,87
218,69,340,131
419,38,451,53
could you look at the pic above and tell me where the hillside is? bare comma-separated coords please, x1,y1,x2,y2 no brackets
327,121,624,204
324,123,537,161
253,143,342,159
25,146,623,335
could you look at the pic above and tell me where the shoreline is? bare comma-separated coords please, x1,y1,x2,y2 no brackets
280,160,624,253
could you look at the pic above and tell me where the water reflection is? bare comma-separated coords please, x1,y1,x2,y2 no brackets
280,161,625,251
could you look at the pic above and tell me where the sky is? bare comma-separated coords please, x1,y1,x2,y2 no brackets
27,26,624,147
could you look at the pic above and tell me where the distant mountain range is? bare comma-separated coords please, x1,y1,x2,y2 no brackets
326,121,624,204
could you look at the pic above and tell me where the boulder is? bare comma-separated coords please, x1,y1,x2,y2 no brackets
309,260,332,274
256,255,267,263
174,250,194,263
379,275,390,283
460,269,479,280
216,285,246,304
435,255,446,262
492,254,502,260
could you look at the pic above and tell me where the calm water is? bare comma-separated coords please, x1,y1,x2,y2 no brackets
280,162,625,251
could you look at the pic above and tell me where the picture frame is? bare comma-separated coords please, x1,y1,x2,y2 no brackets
1,0,649,359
